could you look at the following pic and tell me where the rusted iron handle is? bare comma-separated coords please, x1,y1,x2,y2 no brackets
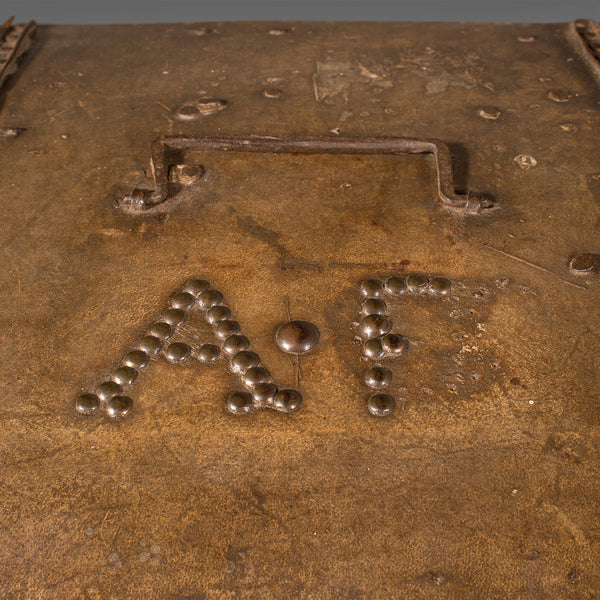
118,135,491,215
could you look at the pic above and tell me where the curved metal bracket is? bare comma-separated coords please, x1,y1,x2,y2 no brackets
117,135,492,216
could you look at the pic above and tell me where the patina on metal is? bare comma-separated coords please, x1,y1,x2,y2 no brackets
1,17,600,599
75,277,303,417
119,134,491,215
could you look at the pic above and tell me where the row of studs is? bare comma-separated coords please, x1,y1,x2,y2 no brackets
0,24,27,65
358,275,452,417
190,284,302,415
575,20,600,63
74,279,301,418
74,280,209,418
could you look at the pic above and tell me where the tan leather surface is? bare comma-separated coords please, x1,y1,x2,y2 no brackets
1,20,599,598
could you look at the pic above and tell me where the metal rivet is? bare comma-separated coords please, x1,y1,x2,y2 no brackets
75,393,99,415
406,274,429,294
97,380,122,402
364,366,392,389
198,289,223,309
162,309,186,327
164,342,190,363
359,314,392,339
381,333,409,356
384,276,407,296
168,164,203,185
366,393,396,417
243,366,270,386
206,305,232,324
123,350,149,369
231,351,260,373
148,322,172,340
112,366,137,387
429,277,452,296
264,87,283,99
514,154,537,170
169,292,196,311
360,298,387,316
274,320,320,354
478,106,501,120
548,89,572,102
570,253,597,273
196,344,220,363
175,98,227,120
363,338,385,359
223,335,250,355
215,320,241,339
225,391,253,415
252,382,278,406
106,395,133,418
273,389,302,413
182,279,210,297
138,335,162,356
360,279,383,298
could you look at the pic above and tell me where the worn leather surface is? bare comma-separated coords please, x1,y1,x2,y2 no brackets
1,21,600,599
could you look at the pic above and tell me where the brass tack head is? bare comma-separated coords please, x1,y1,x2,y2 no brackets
75,393,99,416
106,395,133,418
225,391,253,415
366,393,396,417
274,320,320,354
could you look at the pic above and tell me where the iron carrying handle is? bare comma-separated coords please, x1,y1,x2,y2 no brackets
118,135,491,215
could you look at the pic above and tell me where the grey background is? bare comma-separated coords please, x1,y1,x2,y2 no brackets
1,0,599,25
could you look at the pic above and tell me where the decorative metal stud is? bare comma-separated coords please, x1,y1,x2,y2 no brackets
274,320,320,354
366,393,396,417
169,292,196,311
360,279,384,298
214,320,241,339
197,289,223,309
106,395,133,418
429,277,452,296
406,275,429,294
223,335,250,355
181,279,210,297
161,308,186,327
359,315,392,339
75,393,100,415
360,299,387,316
206,305,232,324
138,335,162,356
164,342,191,364
75,278,302,418
123,350,149,369
231,351,260,374
97,381,122,402
381,334,408,356
225,391,253,415
243,366,270,387
358,273,454,415
273,389,302,413
112,366,137,387
148,322,172,340
384,276,407,296
196,344,219,363
364,366,392,389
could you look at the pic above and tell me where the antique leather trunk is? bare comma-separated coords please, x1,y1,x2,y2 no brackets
1,17,600,599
